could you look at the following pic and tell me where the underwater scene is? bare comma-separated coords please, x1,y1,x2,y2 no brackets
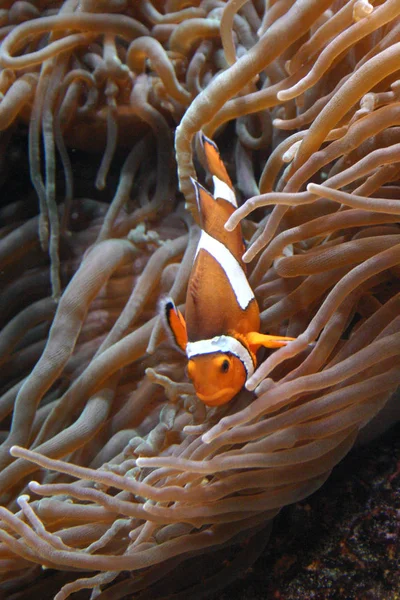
0,1,399,598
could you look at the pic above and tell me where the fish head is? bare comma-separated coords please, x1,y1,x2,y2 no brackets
187,352,246,406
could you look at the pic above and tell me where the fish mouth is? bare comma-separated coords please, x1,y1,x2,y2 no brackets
196,387,236,407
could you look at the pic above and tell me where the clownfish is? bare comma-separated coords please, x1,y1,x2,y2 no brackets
165,134,295,407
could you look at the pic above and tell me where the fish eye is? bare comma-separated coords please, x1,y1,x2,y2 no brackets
220,358,230,373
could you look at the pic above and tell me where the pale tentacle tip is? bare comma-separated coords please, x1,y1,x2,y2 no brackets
201,431,213,444
202,417,237,444
242,247,256,263
245,378,257,391
224,217,236,232
307,183,322,193
254,378,275,396
272,118,284,128
9,445,20,457
28,481,40,491
276,90,289,101
17,494,30,504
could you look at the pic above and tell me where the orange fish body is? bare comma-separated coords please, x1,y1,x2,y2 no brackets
165,135,294,406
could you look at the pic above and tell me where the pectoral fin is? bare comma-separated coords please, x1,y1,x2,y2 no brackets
246,331,296,352
165,300,188,351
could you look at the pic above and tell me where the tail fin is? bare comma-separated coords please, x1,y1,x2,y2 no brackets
201,134,237,207
191,136,244,261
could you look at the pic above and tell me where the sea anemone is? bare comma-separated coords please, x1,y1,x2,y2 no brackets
0,0,399,598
